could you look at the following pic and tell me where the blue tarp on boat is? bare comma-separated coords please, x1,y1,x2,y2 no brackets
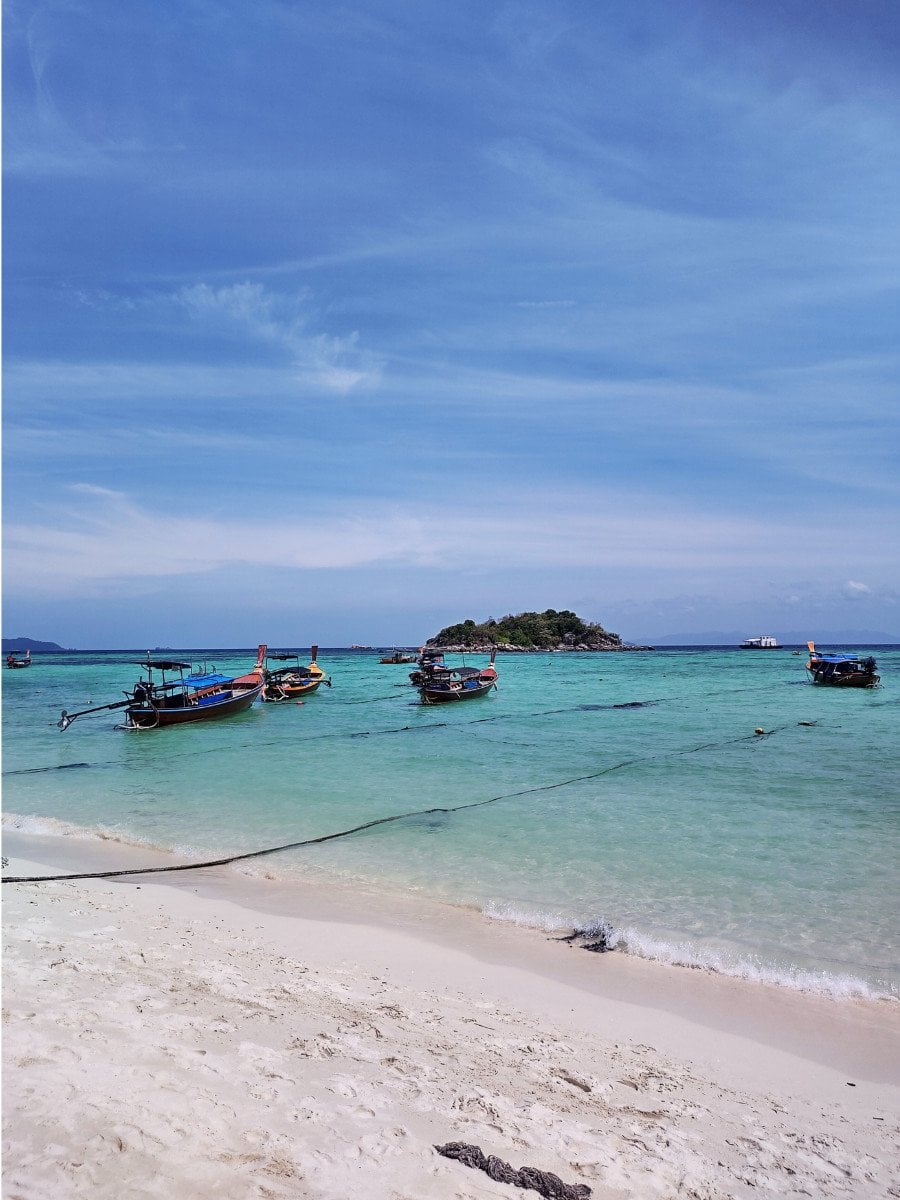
185,671,234,688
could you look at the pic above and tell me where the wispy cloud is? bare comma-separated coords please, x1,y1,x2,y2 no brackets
4,487,423,588
4,482,892,600
169,282,382,393
7,279,383,397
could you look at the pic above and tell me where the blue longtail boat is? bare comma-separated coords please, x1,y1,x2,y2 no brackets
805,642,880,689
59,646,267,730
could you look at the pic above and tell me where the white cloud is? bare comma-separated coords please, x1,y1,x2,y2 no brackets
4,487,424,586
174,282,381,393
4,483,892,600
844,580,871,597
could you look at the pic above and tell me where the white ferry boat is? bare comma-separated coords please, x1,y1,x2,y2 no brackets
739,635,782,649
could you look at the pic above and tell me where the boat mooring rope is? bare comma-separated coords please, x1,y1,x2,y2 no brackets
4,678,803,780
2,723,798,885
0,700,665,777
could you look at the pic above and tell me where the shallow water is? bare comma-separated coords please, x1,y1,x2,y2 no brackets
3,645,898,999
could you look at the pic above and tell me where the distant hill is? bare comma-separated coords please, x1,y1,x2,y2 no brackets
2,637,69,652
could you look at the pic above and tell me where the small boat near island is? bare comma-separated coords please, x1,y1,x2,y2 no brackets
740,635,781,649
805,643,880,689
416,649,499,704
59,646,267,730
379,649,416,664
5,649,32,669
262,646,331,701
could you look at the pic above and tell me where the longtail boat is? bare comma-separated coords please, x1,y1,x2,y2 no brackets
262,645,331,701
58,645,267,730
408,647,446,686
379,649,416,664
6,649,32,669
805,642,880,689
417,649,498,704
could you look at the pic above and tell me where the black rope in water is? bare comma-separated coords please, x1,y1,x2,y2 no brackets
4,762,96,777
6,678,792,779
3,700,662,777
2,724,791,885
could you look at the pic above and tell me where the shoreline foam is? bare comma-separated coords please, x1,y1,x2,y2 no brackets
5,812,897,1004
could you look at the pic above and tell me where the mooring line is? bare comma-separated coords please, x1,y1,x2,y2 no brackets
2,725,793,885
7,676,797,778
3,762,98,777
5,697,669,777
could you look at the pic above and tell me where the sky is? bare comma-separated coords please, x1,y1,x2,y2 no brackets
3,0,900,648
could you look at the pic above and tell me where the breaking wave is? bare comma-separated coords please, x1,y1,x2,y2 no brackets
2,811,202,859
480,900,898,1003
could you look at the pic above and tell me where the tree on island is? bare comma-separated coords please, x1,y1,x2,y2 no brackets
428,609,625,650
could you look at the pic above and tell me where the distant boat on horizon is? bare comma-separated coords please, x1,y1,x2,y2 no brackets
739,635,782,649
379,649,416,664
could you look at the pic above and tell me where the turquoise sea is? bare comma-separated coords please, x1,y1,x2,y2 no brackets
3,646,898,1001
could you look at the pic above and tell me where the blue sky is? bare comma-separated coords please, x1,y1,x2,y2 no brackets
4,0,899,647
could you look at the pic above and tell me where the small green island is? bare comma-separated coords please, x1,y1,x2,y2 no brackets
426,609,652,652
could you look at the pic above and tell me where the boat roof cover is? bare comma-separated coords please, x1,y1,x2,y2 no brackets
133,659,191,670
811,653,867,664
185,670,235,686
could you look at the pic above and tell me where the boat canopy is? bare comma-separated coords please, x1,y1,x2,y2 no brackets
132,659,191,671
184,671,234,688
811,652,862,664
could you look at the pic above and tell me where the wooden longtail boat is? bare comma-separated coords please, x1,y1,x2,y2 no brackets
417,649,498,704
262,645,331,701
6,649,32,669
379,649,416,664
408,648,446,686
805,642,880,689
58,646,267,730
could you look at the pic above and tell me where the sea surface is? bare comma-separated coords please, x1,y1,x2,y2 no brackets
3,645,898,1001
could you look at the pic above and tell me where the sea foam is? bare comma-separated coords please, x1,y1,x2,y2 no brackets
480,900,896,1002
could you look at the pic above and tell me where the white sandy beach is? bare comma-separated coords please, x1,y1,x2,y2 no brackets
3,838,898,1200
